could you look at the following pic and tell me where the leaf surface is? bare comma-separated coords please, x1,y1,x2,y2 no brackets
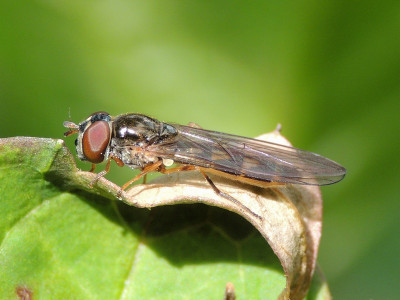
0,136,330,300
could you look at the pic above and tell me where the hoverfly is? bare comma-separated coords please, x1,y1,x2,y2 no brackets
64,112,346,201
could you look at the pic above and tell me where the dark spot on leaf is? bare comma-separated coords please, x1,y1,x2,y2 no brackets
16,286,33,300
224,282,236,300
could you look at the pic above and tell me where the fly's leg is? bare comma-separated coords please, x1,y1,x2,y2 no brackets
158,165,197,174
90,159,111,187
159,165,261,220
89,164,96,173
198,169,261,220
89,155,124,187
117,160,164,197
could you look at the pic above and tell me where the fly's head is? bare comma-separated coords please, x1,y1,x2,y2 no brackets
64,112,112,164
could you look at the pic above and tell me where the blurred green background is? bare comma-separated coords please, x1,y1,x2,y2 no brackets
1,1,399,299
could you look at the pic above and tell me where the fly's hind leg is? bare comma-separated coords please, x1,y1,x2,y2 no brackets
159,165,261,220
198,169,261,220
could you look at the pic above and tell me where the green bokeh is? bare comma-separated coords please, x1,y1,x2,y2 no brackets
1,1,399,299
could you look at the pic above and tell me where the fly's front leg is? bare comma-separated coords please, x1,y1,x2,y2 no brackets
89,155,124,187
90,159,111,187
89,164,96,173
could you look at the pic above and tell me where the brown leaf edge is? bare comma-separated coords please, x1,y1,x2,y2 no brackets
1,132,325,300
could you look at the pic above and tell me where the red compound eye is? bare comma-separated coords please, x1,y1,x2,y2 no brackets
82,121,110,163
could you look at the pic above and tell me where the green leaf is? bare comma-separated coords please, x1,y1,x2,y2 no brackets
0,137,330,299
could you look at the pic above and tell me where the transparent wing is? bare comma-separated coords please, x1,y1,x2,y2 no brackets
147,124,346,185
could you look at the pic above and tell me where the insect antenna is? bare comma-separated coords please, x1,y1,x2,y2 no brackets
63,121,79,136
